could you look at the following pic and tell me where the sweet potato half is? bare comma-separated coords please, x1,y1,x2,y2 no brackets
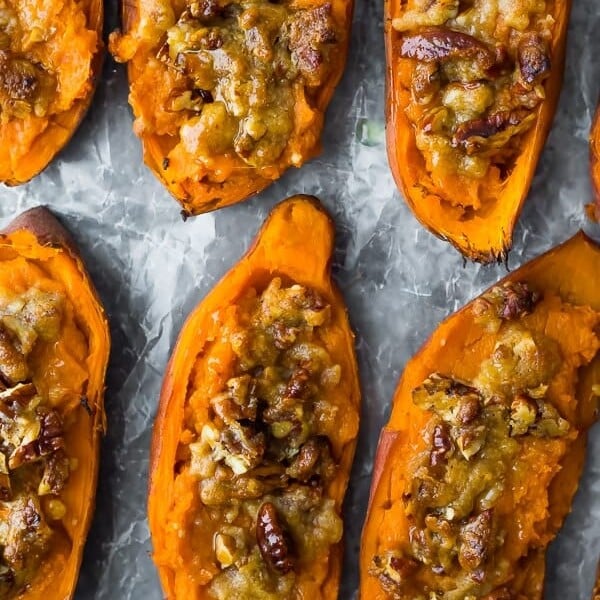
385,1,571,262
0,207,109,598
110,0,352,216
0,0,103,185
149,195,360,598
360,232,600,598
590,101,600,221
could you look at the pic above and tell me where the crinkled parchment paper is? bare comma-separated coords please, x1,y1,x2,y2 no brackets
0,0,599,597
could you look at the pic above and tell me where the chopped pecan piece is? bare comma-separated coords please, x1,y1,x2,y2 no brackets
188,0,225,20
411,61,440,104
518,34,550,86
38,451,70,496
458,509,494,571
430,422,453,467
284,367,311,399
413,373,482,423
286,436,335,482
509,394,537,436
0,383,36,413
1,496,52,574
289,4,337,86
452,110,530,152
256,502,295,574
0,328,28,385
400,27,496,71
370,551,419,595
219,422,265,475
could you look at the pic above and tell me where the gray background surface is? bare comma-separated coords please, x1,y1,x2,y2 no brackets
1,0,599,597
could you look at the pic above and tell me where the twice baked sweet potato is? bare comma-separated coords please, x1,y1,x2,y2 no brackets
594,563,600,600
0,0,103,185
149,196,360,598
0,207,110,598
386,1,571,262
360,232,600,598
109,0,352,216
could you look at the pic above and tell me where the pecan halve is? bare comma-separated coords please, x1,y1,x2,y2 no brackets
256,502,295,574
458,509,494,571
400,27,496,71
518,33,551,86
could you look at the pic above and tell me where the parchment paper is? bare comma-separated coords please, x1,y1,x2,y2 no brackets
1,0,599,597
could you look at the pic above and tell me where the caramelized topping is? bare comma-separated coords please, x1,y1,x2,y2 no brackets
160,0,341,168
372,282,585,598
395,0,555,180
185,278,343,598
0,287,71,597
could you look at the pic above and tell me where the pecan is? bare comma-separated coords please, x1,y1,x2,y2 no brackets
219,423,265,474
430,423,453,467
3,496,52,572
455,425,486,460
289,4,337,86
456,395,480,425
0,53,39,101
0,383,36,413
35,408,65,456
188,0,224,20
270,321,300,349
458,509,494,571
411,62,440,104
286,436,335,482
370,551,419,595
400,27,496,71
0,328,28,385
452,110,530,151
509,394,537,436
38,451,70,496
518,33,550,86
413,373,482,425
473,282,540,325
285,367,311,399
256,502,295,574
498,282,539,319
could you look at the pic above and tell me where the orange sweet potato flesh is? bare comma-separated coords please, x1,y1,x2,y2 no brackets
385,1,571,262
360,231,600,598
0,207,110,598
590,101,600,221
0,0,103,185
148,195,360,598
594,563,600,600
110,0,352,216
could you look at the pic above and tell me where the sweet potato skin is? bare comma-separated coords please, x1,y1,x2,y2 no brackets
590,102,600,221
385,1,571,262
0,1,104,186
0,207,110,599
360,232,600,598
112,0,353,215
148,195,360,598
